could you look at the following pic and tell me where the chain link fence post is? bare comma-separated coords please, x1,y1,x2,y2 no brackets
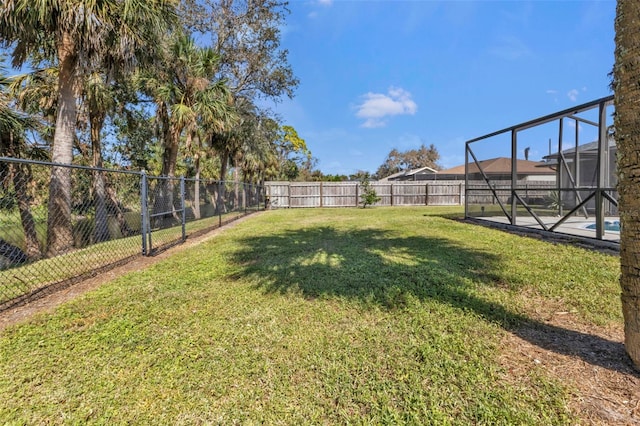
180,176,186,241
140,170,150,256
0,157,266,309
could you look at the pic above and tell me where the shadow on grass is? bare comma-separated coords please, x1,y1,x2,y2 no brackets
232,226,637,376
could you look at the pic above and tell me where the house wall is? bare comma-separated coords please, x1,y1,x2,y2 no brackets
558,147,618,215
521,175,556,182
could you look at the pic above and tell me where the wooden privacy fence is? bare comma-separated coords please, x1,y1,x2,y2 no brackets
466,181,557,205
265,181,465,208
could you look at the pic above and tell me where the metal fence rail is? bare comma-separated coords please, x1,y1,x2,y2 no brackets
0,157,263,309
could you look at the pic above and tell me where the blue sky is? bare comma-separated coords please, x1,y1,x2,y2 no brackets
269,0,616,176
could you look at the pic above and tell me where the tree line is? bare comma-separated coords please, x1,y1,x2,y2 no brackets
0,0,311,257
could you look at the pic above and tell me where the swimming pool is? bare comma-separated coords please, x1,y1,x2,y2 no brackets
584,220,621,232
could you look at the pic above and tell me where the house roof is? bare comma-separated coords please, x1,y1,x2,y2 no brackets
379,165,438,181
543,138,616,160
438,157,555,176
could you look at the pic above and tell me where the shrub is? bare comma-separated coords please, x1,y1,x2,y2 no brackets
360,177,381,208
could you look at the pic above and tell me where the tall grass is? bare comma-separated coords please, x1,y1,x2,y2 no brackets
0,207,621,424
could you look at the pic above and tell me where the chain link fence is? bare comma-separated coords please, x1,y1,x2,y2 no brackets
0,157,264,309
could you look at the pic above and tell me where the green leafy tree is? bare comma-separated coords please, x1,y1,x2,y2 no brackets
359,174,381,208
138,33,236,221
235,110,280,185
7,67,58,146
179,0,299,189
81,72,147,242
0,67,42,259
322,174,349,182
139,33,234,179
375,148,402,179
404,143,441,170
294,156,321,182
209,97,273,211
181,0,298,101
0,0,178,255
274,124,311,180
111,107,158,172
350,170,372,182
375,143,440,179
82,72,116,242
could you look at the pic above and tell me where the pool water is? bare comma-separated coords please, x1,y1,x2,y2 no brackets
584,220,621,232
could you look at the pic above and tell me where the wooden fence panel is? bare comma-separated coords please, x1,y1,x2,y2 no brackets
321,183,359,207
266,181,558,209
427,183,464,205
395,183,426,205
266,183,291,208
465,180,556,205
265,181,555,208
266,181,470,208
290,182,321,208
371,183,392,206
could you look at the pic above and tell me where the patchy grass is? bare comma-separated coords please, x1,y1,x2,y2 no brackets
0,206,621,424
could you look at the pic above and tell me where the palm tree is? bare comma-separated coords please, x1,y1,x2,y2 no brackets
7,67,58,145
185,100,236,219
141,34,234,178
613,0,640,369
83,72,114,242
0,69,42,260
0,0,177,256
208,96,265,213
229,108,277,185
139,33,235,222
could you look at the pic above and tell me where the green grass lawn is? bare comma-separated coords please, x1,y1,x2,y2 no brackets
0,209,251,305
0,206,621,424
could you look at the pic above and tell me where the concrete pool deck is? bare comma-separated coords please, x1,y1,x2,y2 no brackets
469,215,620,247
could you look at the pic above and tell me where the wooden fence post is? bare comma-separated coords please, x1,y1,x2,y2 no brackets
355,183,359,207
425,183,429,206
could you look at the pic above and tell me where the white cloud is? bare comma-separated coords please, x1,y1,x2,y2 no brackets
317,0,333,5
567,89,579,102
361,118,388,129
546,89,557,95
355,87,418,128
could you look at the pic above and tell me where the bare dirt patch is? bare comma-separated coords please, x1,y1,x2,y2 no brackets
501,309,640,425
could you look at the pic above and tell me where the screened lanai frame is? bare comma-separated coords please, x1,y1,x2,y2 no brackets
464,95,617,244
